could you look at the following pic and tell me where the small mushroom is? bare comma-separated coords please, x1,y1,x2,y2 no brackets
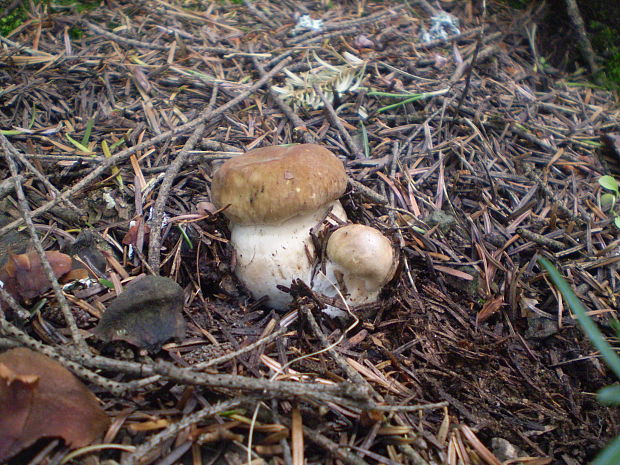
211,144,348,309
313,224,396,316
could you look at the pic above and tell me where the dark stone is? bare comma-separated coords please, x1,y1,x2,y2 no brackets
94,275,186,351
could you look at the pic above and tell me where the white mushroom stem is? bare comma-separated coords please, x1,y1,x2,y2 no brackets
231,201,346,310
312,224,396,317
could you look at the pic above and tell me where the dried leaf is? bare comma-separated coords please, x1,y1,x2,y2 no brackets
122,217,150,246
0,251,72,301
94,276,186,350
64,230,108,278
0,348,109,461
476,295,505,324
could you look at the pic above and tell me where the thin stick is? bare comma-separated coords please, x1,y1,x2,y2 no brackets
148,122,207,272
563,0,599,77
313,83,364,159
0,317,141,395
1,141,82,215
250,53,315,145
1,135,87,352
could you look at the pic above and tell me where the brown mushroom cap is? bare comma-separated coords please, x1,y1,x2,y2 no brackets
211,144,348,225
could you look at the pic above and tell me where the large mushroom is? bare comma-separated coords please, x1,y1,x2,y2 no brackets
312,224,396,316
211,144,348,309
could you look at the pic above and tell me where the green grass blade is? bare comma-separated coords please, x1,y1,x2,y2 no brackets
81,117,95,146
101,140,123,189
598,384,620,405
538,257,620,379
593,435,620,465
178,225,193,249
66,134,93,153
377,95,425,113
359,120,369,158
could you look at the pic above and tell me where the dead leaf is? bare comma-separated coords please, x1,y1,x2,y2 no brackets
476,295,504,324
359,409,384,427
0,251,72,302
63,230,108,278
0,348,110,461
434,264,474,280
94,275,186,350
122,217,150,246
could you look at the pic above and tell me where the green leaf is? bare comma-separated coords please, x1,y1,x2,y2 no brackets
615,216,620,229
599,175,619,193
98,278,115,289
601,192,616,212
538,257,620,379
601,193,616,211
102,140,123,189
598,384,620,405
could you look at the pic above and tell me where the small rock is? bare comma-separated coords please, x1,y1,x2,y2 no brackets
525,317,559,340
424,210,456,234
491,437,526,461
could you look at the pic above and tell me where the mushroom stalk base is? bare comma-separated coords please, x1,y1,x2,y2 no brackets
230,201,346,310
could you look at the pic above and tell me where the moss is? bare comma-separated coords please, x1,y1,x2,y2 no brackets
0,5,28,36
0,0,98,38
589,20,620,90
69,26,85,40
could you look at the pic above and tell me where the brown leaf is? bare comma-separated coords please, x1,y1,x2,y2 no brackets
0,251,72,301
122,218,150,246
0,348,110,461
476,295,505,325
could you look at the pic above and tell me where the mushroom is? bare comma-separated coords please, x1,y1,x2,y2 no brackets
313,224,396,316
211,144,348,309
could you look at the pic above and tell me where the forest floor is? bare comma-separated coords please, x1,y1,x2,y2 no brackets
0,0,619,464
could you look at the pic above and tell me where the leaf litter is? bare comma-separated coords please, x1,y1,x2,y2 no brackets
0,0,619,464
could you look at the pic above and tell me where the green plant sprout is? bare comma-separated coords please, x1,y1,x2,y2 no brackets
598,175,620,229
538,257,620,465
